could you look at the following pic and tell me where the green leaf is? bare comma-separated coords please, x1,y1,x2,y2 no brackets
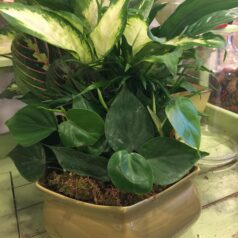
108,150,153,194
105,87,154,152
74,0,99,29
0,27,14,54
9,144,46,182
139,137,208,186
167,33,226,49
165,97,201,149
185,10,238,36
0,3,92,63
50,146,109,181
59,109,104,147
124,16,151,55
90,0,129,58
6,105,57,146
143,48,183,75
129,0,154,20
160,0,238,39
30,0,73,12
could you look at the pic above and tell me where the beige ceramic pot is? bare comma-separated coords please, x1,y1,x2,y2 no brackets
36,166,201,238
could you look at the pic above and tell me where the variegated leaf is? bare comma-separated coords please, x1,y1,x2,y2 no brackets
90,0,129,58
0,3,92,63
0,27,14,54
124,16,151,55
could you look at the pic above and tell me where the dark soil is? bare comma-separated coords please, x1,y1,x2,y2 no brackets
42,171,168,206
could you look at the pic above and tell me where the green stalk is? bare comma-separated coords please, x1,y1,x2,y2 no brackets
97,88,109,111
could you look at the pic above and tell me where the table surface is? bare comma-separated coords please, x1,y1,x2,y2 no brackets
0,157,237,238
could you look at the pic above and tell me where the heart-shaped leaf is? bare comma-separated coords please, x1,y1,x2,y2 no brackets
59,109,104,147
6,105,57,146
108,150,153,194
9,144,46,181
105,87,154,152
139,137,208,186
165,97,201,149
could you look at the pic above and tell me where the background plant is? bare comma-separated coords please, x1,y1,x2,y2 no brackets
1,0,238,194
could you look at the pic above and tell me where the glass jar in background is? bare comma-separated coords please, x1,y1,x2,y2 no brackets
208,31,238,114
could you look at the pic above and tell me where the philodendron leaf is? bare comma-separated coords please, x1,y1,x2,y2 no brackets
108,150,153,194
90,0,129,58
0,3,92,63
0,27,14,54
59,109,104,147
50,146,109,181
74,0,100,29
6,105,57,146
129,0,154,20
139,137,208,186
124,16,151,55
160,0,238,39
143,48,183,76
165,97,201,149
105,87,154,152
167,33,226,49
9,144,46,182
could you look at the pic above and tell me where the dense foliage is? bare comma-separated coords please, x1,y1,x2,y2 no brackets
1,0,237,194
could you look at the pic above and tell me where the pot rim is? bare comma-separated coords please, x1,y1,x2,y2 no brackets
36,166,200,211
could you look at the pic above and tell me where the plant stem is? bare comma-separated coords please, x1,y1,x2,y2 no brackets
97,88,109,111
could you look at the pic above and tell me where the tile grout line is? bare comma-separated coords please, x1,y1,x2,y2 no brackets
10,171,21,238
202,191,238,209
17,201,43,212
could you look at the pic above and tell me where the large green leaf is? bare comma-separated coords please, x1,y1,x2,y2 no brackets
59,109,104,147
30,0,73,12
129,0,154,20
0,3,92,63
105,87,154,152
143,48,183,75
50,146,109,181
9,144,46,182
185,10,238,36
124,16,151,55
165,97,201,149
74,0,100,29
160,0,238,39
0,27,14,54
90,0,129,58
6,105,57,146
108,150,153,194
139,137,208,186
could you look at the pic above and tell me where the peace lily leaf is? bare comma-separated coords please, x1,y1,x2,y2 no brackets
74,0,100,29
0,27,14,54
124,16,151,55
105,87,154,152
139,137,208,186
59,109,104,147
0,3,92,63
9,144,46,182
129,0,154,20
185,10,238,36
6,105,57,146
143,48,183,75
160,0,238,39
90,0,129,58
50,146,109,181
108,150,153,194
165,97,201,149
167,33,226,49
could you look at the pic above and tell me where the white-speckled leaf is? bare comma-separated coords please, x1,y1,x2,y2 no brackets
124,16,151,55
0,3,92,63
90,0,128,58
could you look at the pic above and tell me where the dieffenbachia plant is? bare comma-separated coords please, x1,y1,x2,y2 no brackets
1,0,238,194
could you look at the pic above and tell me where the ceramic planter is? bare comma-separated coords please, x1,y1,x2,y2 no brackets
36,166,201,238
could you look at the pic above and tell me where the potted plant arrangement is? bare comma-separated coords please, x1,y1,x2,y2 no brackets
1,0,238,237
